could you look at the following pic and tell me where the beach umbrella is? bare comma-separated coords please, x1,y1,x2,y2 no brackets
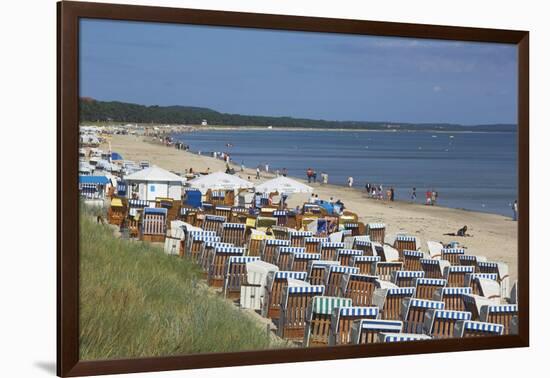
187,171,254,193
255,176,313,194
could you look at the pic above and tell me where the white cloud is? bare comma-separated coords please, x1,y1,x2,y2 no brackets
433,85,442,92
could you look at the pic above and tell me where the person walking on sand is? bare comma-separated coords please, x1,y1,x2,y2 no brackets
312,170,317,183
306,168,314,183
347,176,354,187
256,166,261,180
411,187,417,202
426,189,432,205
431,189,437,206
512,200,518,221
390,187,395,201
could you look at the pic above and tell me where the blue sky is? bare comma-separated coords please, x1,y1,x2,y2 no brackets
80,19,517,125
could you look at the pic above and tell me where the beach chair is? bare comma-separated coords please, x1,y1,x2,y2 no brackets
465,273,500,299
304,296,353,347
342,223,364,237
350,319,403,344
185,232,219,261
353,240,376,256
287,251,320,272
256,216,277,231
328,306,379,345
364,223,385,244
414,278,447,300
319,241,346,260
372,286,416,320
107,197,126,226
375,261,404,281
433,287,472,311
458,254,483,271
393,234,418,255
441,248,465,266
477,261,510,300
379,333,431,343
391,270,425,288
341,273,379,306
307,260,341,286
223,256,260,300
454,320,504,338
420,258,450,279
214,205,232,219
423,309,472,338
271,226,290,240
272,210,289,226
274,246,305,270
344,235,369,249
289,230,313,247
462,294,500,320
278,285,325,341
202,214,226,235
379,244,400,262
479,304,518,335
207,246,245,287
260,239,291,264
202,202,214,215
179,207,196,224
240,260,279,311
246,232,272,257
351,255,381,275
335,249,364,266
403,250,425,271
221,222,246,246
262,271,308,320
140,208,167,243
401,298,445,334
324,265,360,297
304,237,326,253
443,265,475,287
229,207,248,223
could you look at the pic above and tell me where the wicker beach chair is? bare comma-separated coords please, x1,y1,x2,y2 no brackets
379,333,431,343
391,270,425,288
246,232,272,257
240,260,279,311
319,241,346,260
221,222,246,246
223,256,260,299
403,250,425,271
278,285,325,341
366,223,386,244
271,225,290,240
401,298,445,334
342,222,364,237
229,206,248,223
140,208,167,243
479,304,518,335
441,248,465,266
414,278,447,300
207,246,245,287
420,258,450,279
324,265,360,297
393,234,418,256
272,210,289,227
202,214,226,234
454,320,504,337
341,273,379,306
274,246,305,270
186,232,219,261
199,241,232,274
261,239,291,264
214,205,232,219
335,249,364,266
372,286,416,320
350,319,403,344
477,261,510,300
108,197,126,226
328,306,379,345
465,273,500,299
304,237,326,253
202,202,214,215
289,230,313,247
288,252,321,272
307,260,340,286
353,239,376,257
351,255,381,275
433,287,472,311
423,309,472,338
444,265,475,287
458,254,483,271
262,271,308,320
303,296,353,347
375,261,404,281
462,293,500,320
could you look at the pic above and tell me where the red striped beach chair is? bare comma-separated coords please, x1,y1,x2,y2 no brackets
433,287,472,311
454,320,504,337
288,251,320,272
307,260,340,286
414,277,447,300
391,270,425,288
480,304,518,335
351,255,381,275
207,246,245,287
393,234,418,256
350,319,403,344
366,223,386,244
403,250,425,271
375,261,403,281
262,271,308,320
444,265,475,287
379,333,431,343
372,286,416,320
324,265,359,297
303,296,353,347
353,239,376,256
261,239,291,264
319,241,345,260
214,205,232,219
420,258,450,279
304,237,326,253
223,256,260,299
441,248,465,266
278,285,325,341
335,249,364,266
423,309,472,338
289,230,313,247
221,222,246,246
401,298,445,334
341,273,379,306
274,246,305,270
328,306,379,345
202,214,226,235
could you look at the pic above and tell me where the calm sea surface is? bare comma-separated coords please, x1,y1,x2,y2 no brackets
173,130,517,217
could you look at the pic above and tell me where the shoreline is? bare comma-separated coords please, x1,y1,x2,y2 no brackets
103,134,518,280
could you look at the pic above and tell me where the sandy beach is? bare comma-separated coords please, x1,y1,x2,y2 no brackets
105,134,518,280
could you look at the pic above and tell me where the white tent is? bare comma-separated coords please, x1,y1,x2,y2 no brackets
124,166,186,201
255,176,313,194
187,171,253,193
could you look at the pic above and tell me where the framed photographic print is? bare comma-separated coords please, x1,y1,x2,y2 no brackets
57,1,529,376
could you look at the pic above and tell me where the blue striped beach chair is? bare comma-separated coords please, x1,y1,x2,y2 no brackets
462,293,500,320
403,250,425,271
214,204,232,218
307,260,340,286
329,306,379,345
271,225,290,240
477,261,510,299
199,241,231,274
319,241,346,260
342,222,363,237
379,333,431,343
261,239,291,264
304,237,327,253
465,273,500,299
304,296,353,346
375,261,404,281
441,248,466,265
288,252,320,272
479,304,518,335
289,230,313,247
186,232,219,261
341,273,379,306
274,246,305,271
372,287,416,320
278,285,325,340
401,298,445,334
433,287,472,312
423,309,472,338
273,210,289,226
229,206,248,223
203,214,226,234
353,239,376,256
420,258,450,279
454,320,504,337
393,234,418,257
221,222,246,246
262,270,308,320
366,223,386,244
414,278,447,300
324,265,359,297
207,246,245,287
458,254,482,271
351,255,380,275
335,249,364,266
350,319,403,344
223,256,260,299
391,270,425,288
444,265,475,287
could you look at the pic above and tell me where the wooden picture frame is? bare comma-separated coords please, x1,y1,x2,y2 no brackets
58,1,529,376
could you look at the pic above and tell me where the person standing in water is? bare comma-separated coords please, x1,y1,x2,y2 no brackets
347,176,354,187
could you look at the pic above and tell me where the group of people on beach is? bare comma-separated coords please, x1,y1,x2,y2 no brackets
364,182,395,201
306,168,329,184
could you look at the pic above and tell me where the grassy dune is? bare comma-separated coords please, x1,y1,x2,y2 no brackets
79,210,283,360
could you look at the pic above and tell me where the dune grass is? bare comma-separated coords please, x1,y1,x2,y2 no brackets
79,208,283,360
